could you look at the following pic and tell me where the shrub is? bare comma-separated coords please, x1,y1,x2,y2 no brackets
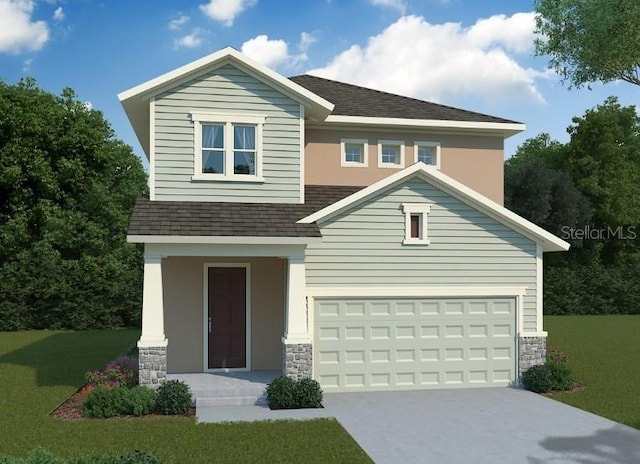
83,386,127,418
522,346,574,393
296,378,323,408
266,376,323,409
266,376,297,409
153,380,192,415
0,448,163,464
121,386,157,416
83,386,156,418
85,356,138,388
522,364,554,393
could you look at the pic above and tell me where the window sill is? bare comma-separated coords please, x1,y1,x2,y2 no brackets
379,163,404,169
191,174,266,183
402,239,431,246
341,162,368,168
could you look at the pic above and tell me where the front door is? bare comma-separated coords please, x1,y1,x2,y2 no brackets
208,267,247,369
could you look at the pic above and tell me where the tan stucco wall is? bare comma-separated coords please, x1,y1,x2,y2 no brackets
162,256,285,373
304,128,505,204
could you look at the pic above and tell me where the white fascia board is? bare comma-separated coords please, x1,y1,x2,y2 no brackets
118,47,333,112
323,115,526,138
306,286,528,298
127,235,321,245
298,162,570,252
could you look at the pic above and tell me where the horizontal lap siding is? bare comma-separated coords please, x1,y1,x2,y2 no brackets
306,179,539,332
154,65,301,203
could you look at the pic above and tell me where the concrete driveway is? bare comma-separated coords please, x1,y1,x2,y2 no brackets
322,388,640,464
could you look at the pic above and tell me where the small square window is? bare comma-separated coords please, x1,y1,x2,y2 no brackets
341,139,368,167
378,140,405,168
414,142,441,168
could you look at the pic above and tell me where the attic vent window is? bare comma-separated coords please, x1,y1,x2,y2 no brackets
402,203,431,245
190,112,265,182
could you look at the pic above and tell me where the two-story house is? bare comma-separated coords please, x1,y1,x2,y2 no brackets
120,47,569,393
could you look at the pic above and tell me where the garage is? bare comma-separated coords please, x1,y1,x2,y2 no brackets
314,297,516,392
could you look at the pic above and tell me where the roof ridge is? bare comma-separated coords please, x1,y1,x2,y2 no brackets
289,74,520,124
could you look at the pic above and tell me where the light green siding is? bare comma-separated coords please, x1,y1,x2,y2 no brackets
305,178,539,332
154,64,301,203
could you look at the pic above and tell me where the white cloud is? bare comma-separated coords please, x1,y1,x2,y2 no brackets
174,29,204,49
308,13,545,105
370,0,407,14
240,33,314,70
168,14,190,30
241,35,289,68
22,57,32,71
53,6,64,22
0,0,49,54
199,0,257,27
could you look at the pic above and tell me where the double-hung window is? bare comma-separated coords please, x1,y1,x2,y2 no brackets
341,139,368,167
414,141,441,168
191,113,265,181
378,140,405,168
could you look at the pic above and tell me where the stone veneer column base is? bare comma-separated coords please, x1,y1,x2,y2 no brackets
138,345,167,388
518,335,547,378
283,343,312,380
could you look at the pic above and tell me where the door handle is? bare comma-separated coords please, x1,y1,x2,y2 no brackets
208,317,212,333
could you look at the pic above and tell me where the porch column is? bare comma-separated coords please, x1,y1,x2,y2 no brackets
137,253,168,387
282,255,312,380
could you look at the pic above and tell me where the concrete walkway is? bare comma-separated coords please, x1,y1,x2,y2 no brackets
197,388,640,463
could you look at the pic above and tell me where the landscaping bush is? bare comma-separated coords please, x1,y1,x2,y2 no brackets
266,376,323,409
153,380,192,415
522,346,574,393
266,376,297,409
83,386,156,418
85,355,138,388
296,378,323,408
0,448,163,463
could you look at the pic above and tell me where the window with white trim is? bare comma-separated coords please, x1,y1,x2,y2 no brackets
341,139,368,167
414,141,441,168
378,140,405,168
191,112,265,181
402,203,431,245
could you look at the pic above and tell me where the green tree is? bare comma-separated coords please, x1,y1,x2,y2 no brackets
534,0,640,88
505,135,591,237
0,79,148,330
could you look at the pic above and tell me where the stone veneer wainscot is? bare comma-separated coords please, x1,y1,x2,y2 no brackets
283,343,312,380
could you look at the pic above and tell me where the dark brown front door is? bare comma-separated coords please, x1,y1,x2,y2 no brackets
208,267,246,369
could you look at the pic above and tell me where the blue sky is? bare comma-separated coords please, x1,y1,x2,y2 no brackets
0,0,636,167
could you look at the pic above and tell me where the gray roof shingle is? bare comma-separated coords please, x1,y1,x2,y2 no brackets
289,74,519,124
128,185,363,237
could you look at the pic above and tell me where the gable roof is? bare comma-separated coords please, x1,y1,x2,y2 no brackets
127,185,362,243
299,163,570,253
290,74,525,137
118,47,334,158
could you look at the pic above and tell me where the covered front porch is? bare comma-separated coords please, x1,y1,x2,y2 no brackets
135,241,314,386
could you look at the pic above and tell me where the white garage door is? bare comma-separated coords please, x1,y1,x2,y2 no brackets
314,297,516,392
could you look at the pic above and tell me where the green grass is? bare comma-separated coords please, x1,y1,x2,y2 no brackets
0,330,371,463
545,315,640,430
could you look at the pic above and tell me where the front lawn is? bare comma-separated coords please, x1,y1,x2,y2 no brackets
545,315,640,430
0,330,371,463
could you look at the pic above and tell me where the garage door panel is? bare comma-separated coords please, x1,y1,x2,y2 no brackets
314,297,516,392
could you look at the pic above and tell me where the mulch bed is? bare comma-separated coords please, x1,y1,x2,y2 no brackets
50,385,195,420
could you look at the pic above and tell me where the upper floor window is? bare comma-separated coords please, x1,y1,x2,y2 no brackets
414,141,441,168
402,203,431,246
191,112,265,182
341,139,368,167
378,140,405,168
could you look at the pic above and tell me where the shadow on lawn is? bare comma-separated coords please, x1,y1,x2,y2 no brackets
528,424,640,464
0,329,139,388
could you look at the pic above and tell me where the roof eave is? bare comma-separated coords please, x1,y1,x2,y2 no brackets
127,235,322,245
314,115,525,138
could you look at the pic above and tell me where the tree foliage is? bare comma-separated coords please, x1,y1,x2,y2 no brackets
534,0,640,88
0,79,147,330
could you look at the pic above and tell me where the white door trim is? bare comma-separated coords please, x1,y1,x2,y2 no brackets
203,263,252,372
